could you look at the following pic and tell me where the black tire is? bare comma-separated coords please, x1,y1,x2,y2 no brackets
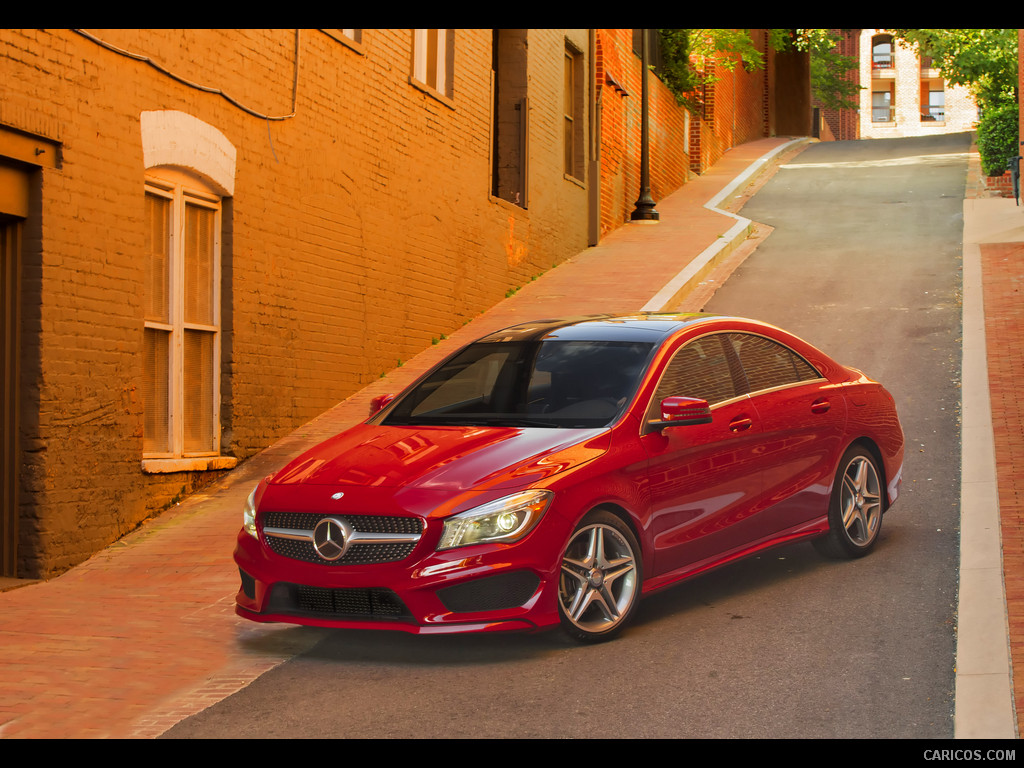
557,509,642,643
813,445,884,560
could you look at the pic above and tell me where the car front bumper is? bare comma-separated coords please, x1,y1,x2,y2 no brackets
232,523,566,635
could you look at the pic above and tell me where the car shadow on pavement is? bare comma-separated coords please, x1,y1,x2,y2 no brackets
235,532,889,668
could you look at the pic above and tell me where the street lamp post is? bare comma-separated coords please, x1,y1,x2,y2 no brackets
631,28,659,222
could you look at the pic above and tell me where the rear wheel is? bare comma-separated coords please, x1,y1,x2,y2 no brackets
557,510,641,643
814,445,884,559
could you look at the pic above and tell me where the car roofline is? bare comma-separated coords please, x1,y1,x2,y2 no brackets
475,312,733,344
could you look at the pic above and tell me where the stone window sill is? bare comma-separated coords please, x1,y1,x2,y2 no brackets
142,456,238,474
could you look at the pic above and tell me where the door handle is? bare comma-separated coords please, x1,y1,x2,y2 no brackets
729,416,753,432
811,398,831,414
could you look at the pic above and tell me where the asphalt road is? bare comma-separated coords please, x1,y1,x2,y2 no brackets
164,133,970,739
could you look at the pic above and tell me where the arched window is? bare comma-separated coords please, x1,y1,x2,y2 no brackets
139,111,235,470
872,34,894,69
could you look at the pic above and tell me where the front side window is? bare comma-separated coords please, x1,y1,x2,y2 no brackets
647,335,740,421
144,171,221,457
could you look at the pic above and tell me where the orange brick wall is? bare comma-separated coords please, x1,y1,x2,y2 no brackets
1,28,592,575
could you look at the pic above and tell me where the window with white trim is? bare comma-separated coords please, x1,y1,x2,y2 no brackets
413,29,453,98
143,170,222,458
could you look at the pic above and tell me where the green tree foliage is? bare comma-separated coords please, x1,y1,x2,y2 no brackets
891,29,1018,111
798,29,862,110
656,29,860,113
975,101,1019,176
655,29,768,113
654,29,694,104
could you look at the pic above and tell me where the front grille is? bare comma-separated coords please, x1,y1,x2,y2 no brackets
265,512,422,535
266,537,416,565
266,582,411,620
261,511,424,566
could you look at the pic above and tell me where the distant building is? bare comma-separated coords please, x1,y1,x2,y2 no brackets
816,29,979,142
861,29,978,138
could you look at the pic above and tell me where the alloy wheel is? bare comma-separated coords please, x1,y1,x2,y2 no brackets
558,518,639,636
840,455,882,546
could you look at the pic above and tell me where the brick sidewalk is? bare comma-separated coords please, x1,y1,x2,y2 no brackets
979,240,1024,728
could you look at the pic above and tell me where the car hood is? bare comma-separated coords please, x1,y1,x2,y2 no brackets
269,423,611,492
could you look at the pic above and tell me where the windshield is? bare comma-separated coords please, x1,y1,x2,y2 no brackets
382,340,654,428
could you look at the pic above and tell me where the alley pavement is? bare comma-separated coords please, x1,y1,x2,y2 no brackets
0,136,1019,739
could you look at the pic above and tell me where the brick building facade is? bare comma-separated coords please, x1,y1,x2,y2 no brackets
1,29,807,578
819,29,979,141
860,29,978,139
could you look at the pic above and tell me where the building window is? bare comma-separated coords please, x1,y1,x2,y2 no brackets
872,90,892,122
413,29,453,98
492,29,529,207
872,35,893,69
143,171,222,458
923,89,945,122
564,41,584,180
323,29,364,54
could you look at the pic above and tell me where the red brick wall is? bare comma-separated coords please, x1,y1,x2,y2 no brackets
816,30,860,141
691,31,772,173
595,29,691,238
1,28,593,576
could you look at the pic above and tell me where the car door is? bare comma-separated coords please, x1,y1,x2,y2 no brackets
724,332,848,535
638,333,766,579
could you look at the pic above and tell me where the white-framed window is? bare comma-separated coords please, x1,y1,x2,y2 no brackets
871,90,892,123
412,29,453,98
924,89,945,122
143,169,222,459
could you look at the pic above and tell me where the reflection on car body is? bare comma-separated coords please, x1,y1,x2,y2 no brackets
234,313,905,642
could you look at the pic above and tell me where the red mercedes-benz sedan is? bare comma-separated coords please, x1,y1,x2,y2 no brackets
234,314,904,642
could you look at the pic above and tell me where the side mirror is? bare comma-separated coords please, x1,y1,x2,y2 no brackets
369,393,396,416
648,396,713,430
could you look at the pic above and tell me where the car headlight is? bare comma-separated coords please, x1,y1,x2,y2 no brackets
437,489,552,550
243,487,258,538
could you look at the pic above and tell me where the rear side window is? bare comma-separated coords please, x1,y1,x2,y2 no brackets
726,333,821,392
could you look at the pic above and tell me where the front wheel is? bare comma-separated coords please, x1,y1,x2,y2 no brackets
813,445,884,559
557,510,641,643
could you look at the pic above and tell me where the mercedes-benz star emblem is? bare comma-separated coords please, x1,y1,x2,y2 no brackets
312,517,349,561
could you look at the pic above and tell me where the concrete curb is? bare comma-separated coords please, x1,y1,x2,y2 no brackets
643,138,808,312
